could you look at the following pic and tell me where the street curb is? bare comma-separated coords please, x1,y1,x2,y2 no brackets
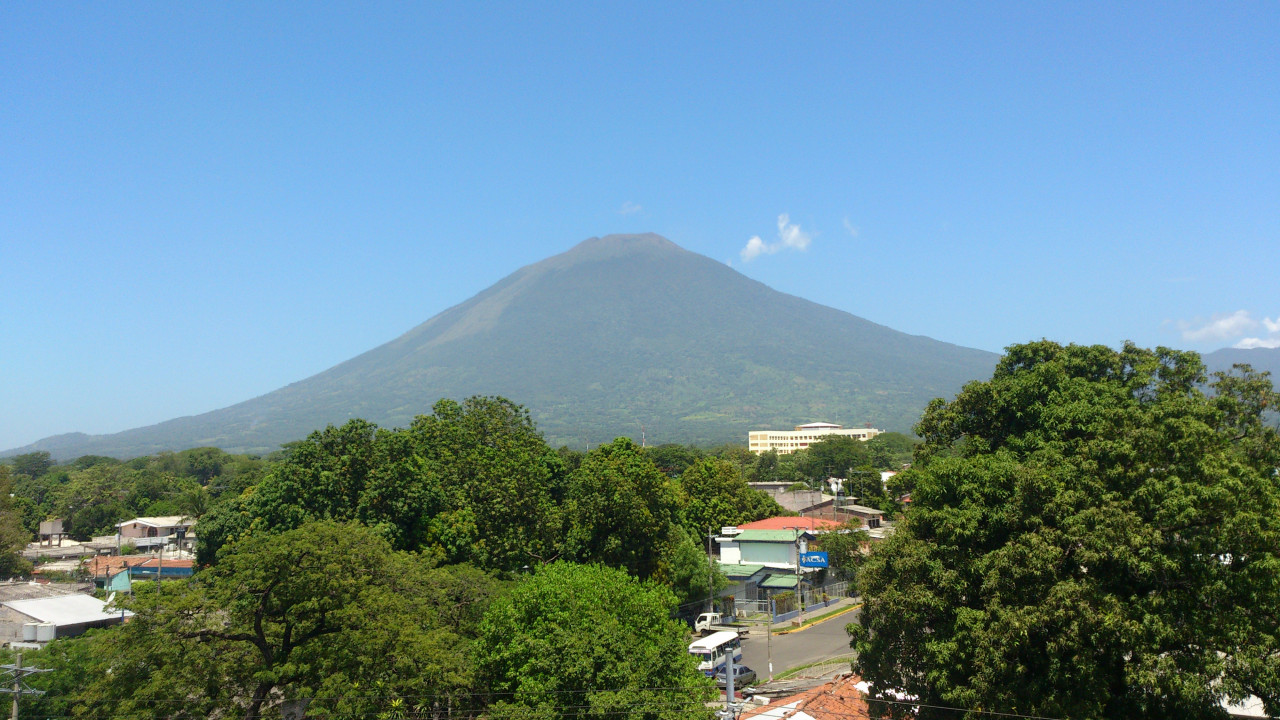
772,603,862,635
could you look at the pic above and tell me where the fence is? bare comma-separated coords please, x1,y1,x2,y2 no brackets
731,580,854,622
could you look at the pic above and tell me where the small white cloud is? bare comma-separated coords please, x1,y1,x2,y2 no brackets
739,213,813,262
740,236,768,262
843,217,859,238
1235,337,1280,349
1233,315,1280,348
1179,310,1257,343
619,201,642,215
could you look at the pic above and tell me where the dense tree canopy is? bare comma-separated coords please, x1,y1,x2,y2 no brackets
677,456,786,538
565,438,680,580
0,466,32,576
198,397,566,572
477,562,715,720
852,342,1280,719
31,521,502,720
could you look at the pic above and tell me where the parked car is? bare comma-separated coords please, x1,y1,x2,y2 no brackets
715,664,757,689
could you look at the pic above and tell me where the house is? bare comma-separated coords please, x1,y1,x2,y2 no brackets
85,555,153,587
747,485,831,515
115,516,196,550
126,557,194,580
0,592,131,647
835,503,885,529
718,562,771,602
717,529,816,570
741,672,870,719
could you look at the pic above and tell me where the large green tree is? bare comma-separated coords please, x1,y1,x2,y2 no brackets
851,342,1280,719
565,438,679,580
677,457,787,538
49,521,501,720
0,466,32,576
198,397,565,574
477,562,715,720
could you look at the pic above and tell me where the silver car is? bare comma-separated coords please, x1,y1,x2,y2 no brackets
715,665,757,689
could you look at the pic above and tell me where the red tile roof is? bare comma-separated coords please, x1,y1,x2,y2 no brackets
737,517,844,532
741,673,870,719
85,556,152,577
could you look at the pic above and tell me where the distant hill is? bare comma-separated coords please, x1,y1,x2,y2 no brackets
1203,346,1280,379
7,234,1001,460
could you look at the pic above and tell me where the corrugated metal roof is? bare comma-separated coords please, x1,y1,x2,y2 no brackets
718,563,768,579
759,575,799,588
3,594,133,626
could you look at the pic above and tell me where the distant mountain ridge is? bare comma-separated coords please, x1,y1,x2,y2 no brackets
1203,346,1280,379
8,234,1002,459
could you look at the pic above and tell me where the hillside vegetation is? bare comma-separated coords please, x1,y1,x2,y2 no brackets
6,234,998,459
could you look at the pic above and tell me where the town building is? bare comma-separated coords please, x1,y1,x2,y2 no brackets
740,673,871,719
748,423,881,455
0,583,131,648
115,516,196,551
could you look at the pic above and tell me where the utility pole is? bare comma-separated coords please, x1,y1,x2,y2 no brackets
706,527,716,614
0,653,50,720
766,601,774,682
794,527,805,627
717,638,741,720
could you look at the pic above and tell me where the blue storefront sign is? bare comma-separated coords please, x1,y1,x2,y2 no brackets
799,551,828,568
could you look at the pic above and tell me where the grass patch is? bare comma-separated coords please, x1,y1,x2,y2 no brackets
773,654,856,681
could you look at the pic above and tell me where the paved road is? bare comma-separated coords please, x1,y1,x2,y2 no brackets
740,606,860,681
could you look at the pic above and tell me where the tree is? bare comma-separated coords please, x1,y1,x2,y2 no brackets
0,467,32,576
851,342,1280,719
644,443,705,477
651,525,728,609
678,457,786,539
198,397,565,574
811,519,868,583
9,451,53,480
59,521,501,720
565,438,679,580
408,396,567,572
52,463,131,539
799,435,870,479
476,562,716,720
865,432,918,469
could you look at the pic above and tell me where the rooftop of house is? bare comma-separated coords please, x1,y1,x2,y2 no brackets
2,594,133,626
728,529,815,543
718,562,770,580
758,574,800,589
115,515,195,528
85,556,154,577
741,673,870,719
0,581,86,603
134,558,194,569
738,517,844,532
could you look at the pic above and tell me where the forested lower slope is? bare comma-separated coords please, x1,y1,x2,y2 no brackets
8,234,999,459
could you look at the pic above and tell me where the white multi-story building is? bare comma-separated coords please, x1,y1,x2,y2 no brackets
748,422,881,455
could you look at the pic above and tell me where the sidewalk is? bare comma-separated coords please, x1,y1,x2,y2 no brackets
743,595,862,637
774,596,861,635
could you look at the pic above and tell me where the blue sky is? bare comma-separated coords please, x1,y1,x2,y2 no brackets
2,3,1278,450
